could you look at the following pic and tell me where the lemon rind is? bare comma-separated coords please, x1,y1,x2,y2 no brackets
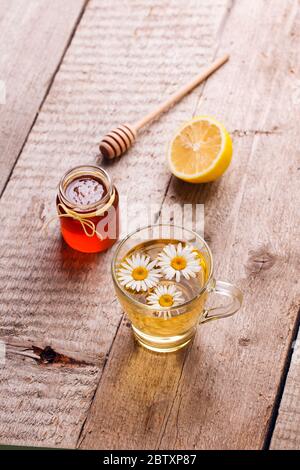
168,116,231,182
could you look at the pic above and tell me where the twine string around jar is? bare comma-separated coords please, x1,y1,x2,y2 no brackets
43,190,116,240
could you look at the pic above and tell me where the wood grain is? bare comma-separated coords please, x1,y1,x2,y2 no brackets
0,0,86,194
270,327,300,449
0,352,99,448
79,0,300,450
0,0,228,447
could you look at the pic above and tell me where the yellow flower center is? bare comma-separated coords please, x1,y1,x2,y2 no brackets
159,294,174,308
171,256,187,271
132,266,148,281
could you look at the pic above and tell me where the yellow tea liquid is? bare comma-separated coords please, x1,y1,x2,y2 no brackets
115,238,210,352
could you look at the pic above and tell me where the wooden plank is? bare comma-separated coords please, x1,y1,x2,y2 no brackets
0,351,99,448
79,0,300,449
270,327,300,449
0,0,229,447
0,0,86,194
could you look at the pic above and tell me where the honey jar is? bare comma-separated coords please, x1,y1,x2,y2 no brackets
57,165,119,253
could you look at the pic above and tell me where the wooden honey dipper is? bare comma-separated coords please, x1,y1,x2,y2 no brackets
99,54,229,160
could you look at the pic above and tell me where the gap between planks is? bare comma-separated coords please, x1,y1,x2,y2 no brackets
266,308,300,449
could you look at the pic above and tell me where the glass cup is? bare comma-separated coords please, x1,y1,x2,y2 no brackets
111,225,243,353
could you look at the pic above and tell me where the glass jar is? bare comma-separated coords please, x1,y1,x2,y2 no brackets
57,165,119,253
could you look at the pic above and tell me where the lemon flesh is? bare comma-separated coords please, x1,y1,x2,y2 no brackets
168,116,233,183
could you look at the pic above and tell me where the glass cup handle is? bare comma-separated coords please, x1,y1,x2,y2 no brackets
200,280,243,324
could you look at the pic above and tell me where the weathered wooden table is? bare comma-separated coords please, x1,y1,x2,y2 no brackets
0,0,299,450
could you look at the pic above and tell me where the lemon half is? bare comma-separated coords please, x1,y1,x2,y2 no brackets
168,116,233,183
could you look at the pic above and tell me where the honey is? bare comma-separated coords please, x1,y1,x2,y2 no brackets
57,165,119,253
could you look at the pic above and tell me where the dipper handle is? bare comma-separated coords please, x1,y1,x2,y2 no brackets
99,54,229,159
133,53,229,132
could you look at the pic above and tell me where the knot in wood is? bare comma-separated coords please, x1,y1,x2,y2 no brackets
245,246,277,275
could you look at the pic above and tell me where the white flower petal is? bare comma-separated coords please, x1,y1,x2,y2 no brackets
168,285,176,294
182,270,190,280
148,259,157,270
156,243,202,283
163,245,173,257
125,257,135,268
146,283,185,309
170,244,177,257
140,255,147,266
141,280,147,291
125,280,135,289
118,268,131,274
116,252,161,292
165,271,174,280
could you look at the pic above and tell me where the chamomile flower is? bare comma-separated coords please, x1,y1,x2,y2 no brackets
117,253,161,292
146,284,185,309
157,242,201,282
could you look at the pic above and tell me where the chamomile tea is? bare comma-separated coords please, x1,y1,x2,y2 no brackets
112,225,242,353
113,235,210,352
